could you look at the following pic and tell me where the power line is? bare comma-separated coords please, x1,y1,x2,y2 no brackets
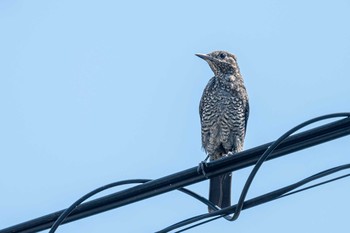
220,113,350,222
161,165,350,232
159,112,350,232
48,180,218,233
1,113,350,233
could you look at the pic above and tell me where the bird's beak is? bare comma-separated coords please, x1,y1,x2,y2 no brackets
195,53,213,62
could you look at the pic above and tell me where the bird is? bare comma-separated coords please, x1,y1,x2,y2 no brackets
196,50,249,212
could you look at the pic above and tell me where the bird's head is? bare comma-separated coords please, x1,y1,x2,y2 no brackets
195,51,239,77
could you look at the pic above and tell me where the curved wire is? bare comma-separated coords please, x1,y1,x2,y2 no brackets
50,113,350,232
49,179,218,232
158,112,350,232
49,180,147,232
158,164,350,233
228,113,350,221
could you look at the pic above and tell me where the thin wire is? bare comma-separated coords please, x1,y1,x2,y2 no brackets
3,114,349,233
49,180,218,232
158,112,350,232
49,180,148,232
50,113,350,232
228,113,350,221
158,164,350,233
279,173,350,199
176,174,350,233
174,216,222,233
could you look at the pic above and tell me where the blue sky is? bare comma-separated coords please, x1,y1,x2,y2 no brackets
1,0,350,232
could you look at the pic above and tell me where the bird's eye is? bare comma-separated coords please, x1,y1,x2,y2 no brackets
219,53,226,59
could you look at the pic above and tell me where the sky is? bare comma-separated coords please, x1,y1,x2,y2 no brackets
1,0,350,232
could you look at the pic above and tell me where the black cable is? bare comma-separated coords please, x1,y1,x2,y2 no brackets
159,164,350,233
55,111,348,232
176,174,350,233
52,113,350,232
57,115,350,232
2,113,350,233
158,112,350,232
279,173,350,199
49,179,148,233
229,113,350,222
49,180,219,232
174,216,222,233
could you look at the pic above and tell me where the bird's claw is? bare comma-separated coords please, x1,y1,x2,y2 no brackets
197,155,210,178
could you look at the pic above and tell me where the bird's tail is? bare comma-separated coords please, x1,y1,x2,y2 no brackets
208,172,232,212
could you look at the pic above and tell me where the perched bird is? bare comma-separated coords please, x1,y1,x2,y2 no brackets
196,51,249,211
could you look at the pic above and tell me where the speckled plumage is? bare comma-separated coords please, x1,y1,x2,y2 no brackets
197,50,249,211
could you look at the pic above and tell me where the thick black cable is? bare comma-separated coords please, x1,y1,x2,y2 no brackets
49,180,147,233
52,113,350,232
175,172,350,233
229,113,350,221
53,111,349,232
159,112,350,232
54,113,350,232
163,112,350,231
49,180,219,232
159,164,350,232
175,173,350,233
1,113,350,233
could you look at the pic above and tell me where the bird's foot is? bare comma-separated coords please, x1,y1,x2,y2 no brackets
224,151,234,157
197,155,210,178
203,154,210,162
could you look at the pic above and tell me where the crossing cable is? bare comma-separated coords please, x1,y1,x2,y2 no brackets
161,112,350,232
48,180,218,233
225,112,350,221
163,165,350,233
1,113,350,233
52,113,350,232
52,164,350,233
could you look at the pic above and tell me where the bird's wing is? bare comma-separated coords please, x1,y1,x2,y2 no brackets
244,99,249,134
199,77,216,121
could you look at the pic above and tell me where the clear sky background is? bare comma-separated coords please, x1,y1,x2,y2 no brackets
1,1,350,232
